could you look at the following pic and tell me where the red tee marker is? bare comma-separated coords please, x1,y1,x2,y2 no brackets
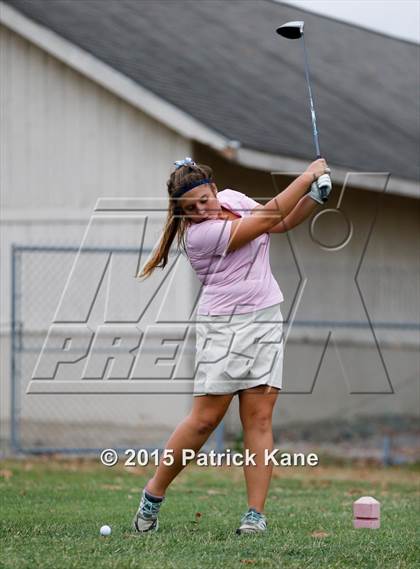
353,496,381,529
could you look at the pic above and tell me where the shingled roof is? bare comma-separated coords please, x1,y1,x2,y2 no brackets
2,0,419,194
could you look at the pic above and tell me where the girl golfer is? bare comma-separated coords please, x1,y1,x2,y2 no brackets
133,156,330,535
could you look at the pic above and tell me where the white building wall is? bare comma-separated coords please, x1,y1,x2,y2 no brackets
0,25,198,451
0,24,189,211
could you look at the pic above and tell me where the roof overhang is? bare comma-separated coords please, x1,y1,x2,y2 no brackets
1,1,418,199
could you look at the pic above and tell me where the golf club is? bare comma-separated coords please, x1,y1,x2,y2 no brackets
276,21,331,202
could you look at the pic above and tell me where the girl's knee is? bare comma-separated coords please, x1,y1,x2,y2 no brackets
241,412,273,433
188,414,221,436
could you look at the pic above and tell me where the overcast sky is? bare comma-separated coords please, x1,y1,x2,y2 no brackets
280,0,420,43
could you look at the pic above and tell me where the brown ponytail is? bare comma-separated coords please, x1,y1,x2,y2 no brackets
136,161,214,280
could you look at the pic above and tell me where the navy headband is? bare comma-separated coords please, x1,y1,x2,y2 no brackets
172,177,214,199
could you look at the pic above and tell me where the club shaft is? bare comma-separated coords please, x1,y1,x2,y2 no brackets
301,34,321,158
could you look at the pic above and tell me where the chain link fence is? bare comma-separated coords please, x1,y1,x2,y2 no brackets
10,245,223,454
8,244,419,462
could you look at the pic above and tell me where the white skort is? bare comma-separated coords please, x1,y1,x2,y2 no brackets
193,303,284,396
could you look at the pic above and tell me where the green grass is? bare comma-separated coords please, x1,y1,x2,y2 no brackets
1,458,419,568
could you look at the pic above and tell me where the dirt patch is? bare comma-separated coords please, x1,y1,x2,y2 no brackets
2,457,419,486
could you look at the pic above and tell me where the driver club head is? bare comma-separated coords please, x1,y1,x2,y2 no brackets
276,20,304,39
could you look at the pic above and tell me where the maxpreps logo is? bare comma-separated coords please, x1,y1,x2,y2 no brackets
27,172,394,395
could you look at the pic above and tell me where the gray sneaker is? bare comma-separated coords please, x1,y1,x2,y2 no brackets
132,489,165,534
236,508,267,535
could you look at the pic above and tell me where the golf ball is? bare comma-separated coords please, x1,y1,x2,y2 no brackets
100,525,111,536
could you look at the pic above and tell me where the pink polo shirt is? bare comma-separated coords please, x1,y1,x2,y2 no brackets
185,189,284,315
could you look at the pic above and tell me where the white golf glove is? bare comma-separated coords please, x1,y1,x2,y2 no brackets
308,171,332,204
